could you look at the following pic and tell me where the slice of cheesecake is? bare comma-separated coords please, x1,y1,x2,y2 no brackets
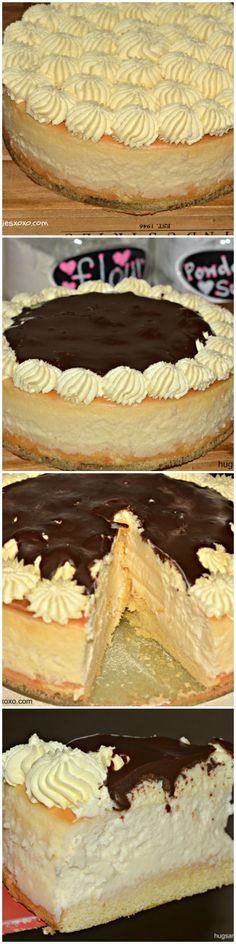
2,472,233,704
3,732,233,934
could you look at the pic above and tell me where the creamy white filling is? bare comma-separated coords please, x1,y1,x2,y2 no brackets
125,524,233,679
3,765,233,920
55,787,232,915
3,95,233,201
3,611,86,689
3,376,233,459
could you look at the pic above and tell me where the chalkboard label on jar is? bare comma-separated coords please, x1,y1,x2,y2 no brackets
53,247,146,289
180,251,234,301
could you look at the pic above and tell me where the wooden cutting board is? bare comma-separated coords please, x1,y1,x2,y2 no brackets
3,4,234,237
3,433,233,473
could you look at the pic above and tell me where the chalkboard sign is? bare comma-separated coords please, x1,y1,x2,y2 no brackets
180,251,233,302
53,246,146,289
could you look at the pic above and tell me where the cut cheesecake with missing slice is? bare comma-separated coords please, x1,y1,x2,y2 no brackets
3,732,233,934
2,472,233,705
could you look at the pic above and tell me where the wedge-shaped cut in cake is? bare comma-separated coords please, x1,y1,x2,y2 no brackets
2,472,233,704
3,733,233,933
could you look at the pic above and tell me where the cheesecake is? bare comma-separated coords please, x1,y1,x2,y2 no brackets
3,732,233,933
3,2,233,212
2,471,233,705
3,280,233,470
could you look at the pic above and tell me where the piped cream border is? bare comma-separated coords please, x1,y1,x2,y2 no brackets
2,281,233,405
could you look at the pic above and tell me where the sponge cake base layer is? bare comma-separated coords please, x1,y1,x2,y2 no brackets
3,858,233,933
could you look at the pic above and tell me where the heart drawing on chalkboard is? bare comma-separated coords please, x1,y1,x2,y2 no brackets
197,280,215,295
61,281,77,288
112,249,131,266
59,260,77,276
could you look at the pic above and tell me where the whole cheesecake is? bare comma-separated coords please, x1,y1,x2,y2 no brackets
2,471,233,705
3,732,233,933
3,2,233,211
3,280,234,470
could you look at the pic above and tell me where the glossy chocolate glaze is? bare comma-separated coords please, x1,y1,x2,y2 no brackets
5,293,212,373
68,733,233,805
3,473,233,592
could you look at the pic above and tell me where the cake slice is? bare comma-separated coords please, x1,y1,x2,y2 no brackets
3,732,233,934
2,471,233,704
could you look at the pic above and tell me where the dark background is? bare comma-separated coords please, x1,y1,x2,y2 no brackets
3,3,35,30
3,706,234,749
3,709,233,942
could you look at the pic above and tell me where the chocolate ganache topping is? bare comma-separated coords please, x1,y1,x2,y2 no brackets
68,734,233,806
5,293,213,373
3,474,232,591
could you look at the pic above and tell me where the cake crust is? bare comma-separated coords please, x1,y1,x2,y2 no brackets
3,866,56,931
3,668,233,707
3,420,233,471
3,858,233,934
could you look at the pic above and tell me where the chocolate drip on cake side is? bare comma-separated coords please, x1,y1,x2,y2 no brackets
5,293,213,372
3,473,233,592
68,734,233,807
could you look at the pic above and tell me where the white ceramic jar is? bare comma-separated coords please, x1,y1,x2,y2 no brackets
151,237,233,303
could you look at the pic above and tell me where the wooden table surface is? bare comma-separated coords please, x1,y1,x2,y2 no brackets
3,3,234,237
